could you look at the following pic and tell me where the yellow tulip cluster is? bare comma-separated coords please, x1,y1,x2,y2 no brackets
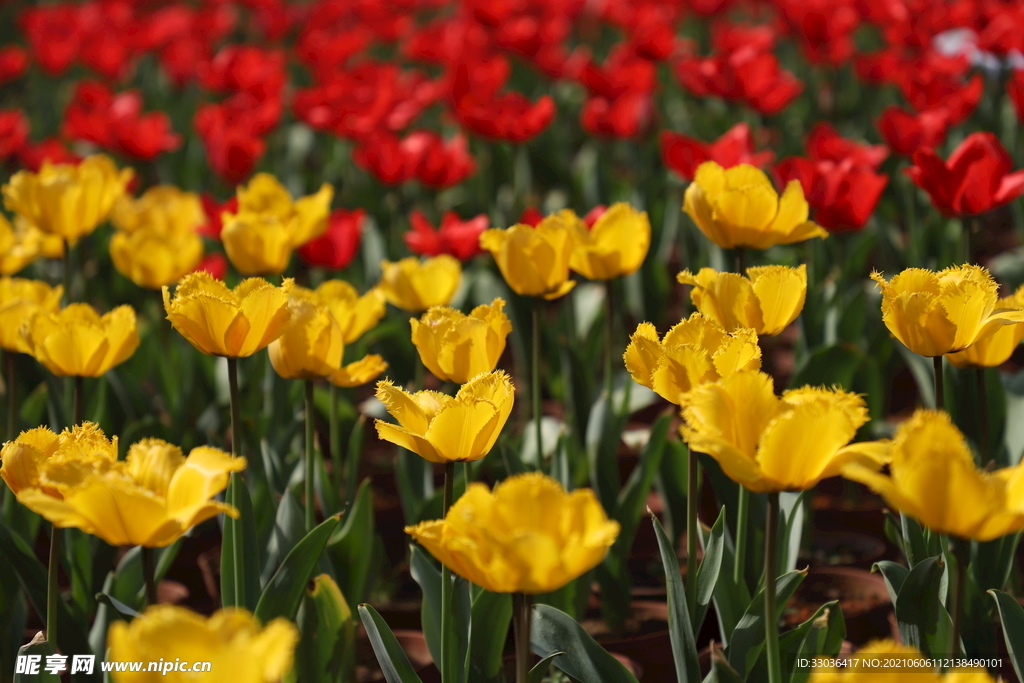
0,423,244,547
221,174,333,276
109,186,206,289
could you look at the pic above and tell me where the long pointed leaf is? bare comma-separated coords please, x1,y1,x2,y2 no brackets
531,604,639,683
221,473,261,610
359,604,425,683
694,507,726,636
725,570,807,678
652,512,701,683
990,590,1024,682
255,515,341,624
893,555,953,657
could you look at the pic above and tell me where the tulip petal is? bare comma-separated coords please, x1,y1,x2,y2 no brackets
749,265,807,335
426,400,500,462
329,354,388,388
166,446,245,517
235,279,292,357
623,322,662,389
375,421,443,463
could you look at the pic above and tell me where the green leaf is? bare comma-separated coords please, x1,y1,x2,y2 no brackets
262,489,306,588
13,633,61,683
900,514,929,568
530,604,639,683
651,512,700,683
788,344,862,390
0,525,91,662
396,449,432,524
872,561,909,605
779,492,807,575
528,652,564,683
990,589,1024,682
255,515,341,624
327,479,376,609
345,415,366,504
468,589,512,683
585,391,625,514
293,574,356,683
780,601,846,683
892,555,953,657
694,507,726,637
655,441,690,548
94,593,140,620
221,473,261,610
703,645,744,683
698,511,751,648
358,604,425,683
409,545,443,668
725,570,807,678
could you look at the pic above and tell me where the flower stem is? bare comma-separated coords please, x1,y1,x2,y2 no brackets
532,299,543,462
949,537,969,659
686,446,699,616
142,546,158,607
62,239,72,305
976,368,990,466
5,350,15,441
933,356,944,410
764,491,781,683
305,379,316,534
45,526,59,646
330,384,342,493
733,486,749,590
605,281,615,401
227,357,244,607
513,592,532,683
441,462,455,683
73,375,83,425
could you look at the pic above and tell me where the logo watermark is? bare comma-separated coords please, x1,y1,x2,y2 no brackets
15,654,212,676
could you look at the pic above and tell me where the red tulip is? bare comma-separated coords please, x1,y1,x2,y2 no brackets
661,123,774,180
905,132,1024,217
710,20,777,54
20,4,80,76
199,45,287,100
198,195,238,241
406,210,488,260
0,46,29,86
194,106,266,185
0,110,29,160
581,92,651,139
1008,69,1024,123
519,207,544,226
403,131,477,189
450,62,556,143
899,72,982,126
63,82,180,161
776,157,888,232
193,253,228,280
776,0,860,65
675,48,803,116
806,123,888,169
583,205,607,227
877,105,949,156
298,208,365,270
17,138,80,171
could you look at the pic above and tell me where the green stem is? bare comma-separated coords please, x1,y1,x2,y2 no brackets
73,375,83,425
46,525,59,645
976,368,990,467
605,281,615,401
733,486,749,590
5,350,15,441
532,299,543,462
513,592,532,683
330,384,342,493
142,546,158,607
686,446,699,617
949,538,969,659
305,380,316,534
764,491,781,683
933,356,945,411
62,239,72,305
227,358,244,608
441,462,455,683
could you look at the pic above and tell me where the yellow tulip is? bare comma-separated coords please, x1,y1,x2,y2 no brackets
22,303,139,377
679,370,890,493
406,472,620,594
0,213,64,274
569,203,651,280
411,298,512,384
110,185,205,236
0,277,63,352
1,154,133,246
479,212,577,299
14,433,245,547
162,272,292,358
268,291,343,380
329,354,388,388
809,640,993,683
111,228,204,289
871,266,1024,358
374,370,514,463
844,409,1024,541
677,265,807,336
310,280,386,343
0,422,115,497
379,256,461,313
221,174,333,275
623,313,761,404
107,605,297,683
947,285,1024,367
683,162,827,250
